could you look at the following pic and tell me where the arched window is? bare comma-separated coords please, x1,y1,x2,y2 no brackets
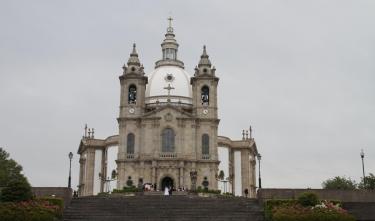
126,133,135,154
128,85,137,104
201,86,209,105
202,134,209,155
162,128,175,152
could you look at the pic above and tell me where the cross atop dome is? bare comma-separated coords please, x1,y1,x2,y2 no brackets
167,16,174,33
155,17,184,69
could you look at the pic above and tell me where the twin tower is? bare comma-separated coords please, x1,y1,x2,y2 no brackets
77,19,259,197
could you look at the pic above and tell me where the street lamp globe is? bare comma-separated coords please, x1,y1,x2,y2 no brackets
257,153,262,161
69,152,73,160
360,149,364,158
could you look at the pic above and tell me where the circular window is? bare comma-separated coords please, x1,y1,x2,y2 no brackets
131,67,136,72
164,74,175,82
203,68,208,73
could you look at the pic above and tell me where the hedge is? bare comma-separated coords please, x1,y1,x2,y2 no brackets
112,186,140,193
264,192,355,221
0,199,63,221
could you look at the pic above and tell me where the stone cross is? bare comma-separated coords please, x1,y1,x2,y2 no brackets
168,16,173,28
163,84,175,102
84,124,88,138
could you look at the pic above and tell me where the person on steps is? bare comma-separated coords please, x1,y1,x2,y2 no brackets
164,186,169,196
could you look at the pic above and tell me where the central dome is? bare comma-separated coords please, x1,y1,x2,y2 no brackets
145,66,192,104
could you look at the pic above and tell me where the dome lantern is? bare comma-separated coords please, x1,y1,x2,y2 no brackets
155,17,184,69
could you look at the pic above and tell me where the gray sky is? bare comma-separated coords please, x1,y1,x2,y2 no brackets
1,0,374,189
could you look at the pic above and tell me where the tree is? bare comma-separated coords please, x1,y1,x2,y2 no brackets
358,173,375,190
1,179,32,202
0,148,32,202
0,148,27,186
322,176,357,190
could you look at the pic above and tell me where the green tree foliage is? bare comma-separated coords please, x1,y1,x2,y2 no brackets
297,192,319,207
358,173,375,190
0,148,28,186
322,176,357,190
1,179,32,202
0,148,32,202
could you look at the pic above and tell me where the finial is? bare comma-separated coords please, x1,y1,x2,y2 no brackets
245,130,249,140
88,128,91,138
168,16,173,28
203,45,207,56
249,125,253,139
167,16,174,33
91,128,95,138
127,43,140,66
198,45,212,68
84,124,88,138
242,130,245,140
131,43,137,55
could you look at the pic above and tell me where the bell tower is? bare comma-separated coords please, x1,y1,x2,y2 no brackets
191,46,219,119
191,46,220,168
119,43,148,118
117,44,148,188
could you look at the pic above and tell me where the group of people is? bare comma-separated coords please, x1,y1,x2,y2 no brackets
164,186,187,195
143,183,157,191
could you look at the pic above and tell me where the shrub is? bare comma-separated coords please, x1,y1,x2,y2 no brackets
1,179,32,202
97,192,110,196
126,179,133,187
112,186,139,193
297,192,319,207
265,199,355,221
37,197,64,210
196,188,221,194
221,192,234,197
272,204,355,221
0,199,62,221
264,200,297,221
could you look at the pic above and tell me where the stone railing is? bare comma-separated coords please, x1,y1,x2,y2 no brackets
160,152,177,158
202,154,210,160
126,153,134,159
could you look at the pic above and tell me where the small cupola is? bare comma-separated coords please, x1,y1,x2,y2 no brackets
155,17,184,69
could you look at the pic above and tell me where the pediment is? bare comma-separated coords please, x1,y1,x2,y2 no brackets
142,105,194,119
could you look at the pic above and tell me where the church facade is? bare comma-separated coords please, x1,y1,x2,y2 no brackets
77,20,259,198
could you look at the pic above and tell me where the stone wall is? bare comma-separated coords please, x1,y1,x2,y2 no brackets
32,187,72,207
258,188,375,202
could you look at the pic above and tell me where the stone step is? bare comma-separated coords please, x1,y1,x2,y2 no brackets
63,195,264,221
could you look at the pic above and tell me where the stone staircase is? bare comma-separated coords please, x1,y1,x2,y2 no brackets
63,195,264,221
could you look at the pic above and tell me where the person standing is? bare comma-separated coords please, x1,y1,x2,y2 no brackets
164,186,169,195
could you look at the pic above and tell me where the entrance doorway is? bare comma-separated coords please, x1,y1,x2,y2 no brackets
161,176,174,191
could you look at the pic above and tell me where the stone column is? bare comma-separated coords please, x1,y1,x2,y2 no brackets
151,160,157,186
78,157,86,196
84,149,95,196
116,161,125,190
179,161,184,188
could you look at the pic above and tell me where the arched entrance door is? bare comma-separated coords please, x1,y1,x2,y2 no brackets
161,176,174,191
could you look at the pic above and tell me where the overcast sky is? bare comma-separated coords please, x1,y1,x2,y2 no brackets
1,0,374,189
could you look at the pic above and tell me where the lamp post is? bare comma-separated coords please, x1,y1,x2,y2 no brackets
257,153,262,189
360,149,366,187
68,152,73,188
